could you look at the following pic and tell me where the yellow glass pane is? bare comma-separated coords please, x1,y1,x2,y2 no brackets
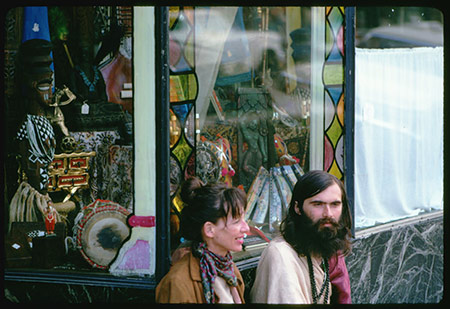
169,110,181,147
169,7,180,29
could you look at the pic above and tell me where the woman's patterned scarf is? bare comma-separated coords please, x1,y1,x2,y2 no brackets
195,242,238,304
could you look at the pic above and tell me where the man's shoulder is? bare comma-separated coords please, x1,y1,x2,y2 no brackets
264,236,298,258
268,236,293,249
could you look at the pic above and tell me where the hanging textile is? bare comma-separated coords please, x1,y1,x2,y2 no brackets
22,6,51,42
215,7,252,87
195,7,238,130
22,6,55,91
354,47,443,228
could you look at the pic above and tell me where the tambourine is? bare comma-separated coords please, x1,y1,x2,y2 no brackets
76,199,130,269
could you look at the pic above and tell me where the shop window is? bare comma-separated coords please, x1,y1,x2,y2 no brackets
353,7,444,228
167,6,346,249
4,6,136,275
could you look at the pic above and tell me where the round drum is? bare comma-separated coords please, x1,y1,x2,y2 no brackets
76,199,130,269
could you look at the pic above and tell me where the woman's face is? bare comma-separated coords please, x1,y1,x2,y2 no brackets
206,209,250,256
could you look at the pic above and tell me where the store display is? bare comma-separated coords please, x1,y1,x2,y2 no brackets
245,164,305,231
237,87,278,191
6,222,66,268
75,199,131,269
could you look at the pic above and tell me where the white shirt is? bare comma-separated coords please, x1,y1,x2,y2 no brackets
250,236,331,304
214,276,234,303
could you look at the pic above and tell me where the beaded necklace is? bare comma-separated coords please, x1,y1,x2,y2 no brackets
307,255,330,304
76,65,100,93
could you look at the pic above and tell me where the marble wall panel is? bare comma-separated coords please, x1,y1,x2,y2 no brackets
346,214,443,304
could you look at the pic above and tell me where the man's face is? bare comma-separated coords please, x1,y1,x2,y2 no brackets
296,183,343,233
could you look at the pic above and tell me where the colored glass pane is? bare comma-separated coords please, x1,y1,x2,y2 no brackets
172,103,192,126
337,94,344,125
170,11,193,73
171,11,191,40
324,137,334,171
323,63,343,85
327,43,343,62
326,115,343,148
337,25,344,55
184,108,195,146
169,7,180,29
184,33,195,69
169,109,181,148
328,159,343,180
324,90,335,128
325,22,334,59
183,7,195,26
169,74,198,102
327,7,344,38
335,137,344,173
169,38,182,69
172,133,193,170
172,194,183,213
327,86,343,105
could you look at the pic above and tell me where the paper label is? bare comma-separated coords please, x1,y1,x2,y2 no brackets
81,102,90,114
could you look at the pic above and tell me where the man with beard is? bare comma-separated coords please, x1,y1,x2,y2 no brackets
250,170,352,304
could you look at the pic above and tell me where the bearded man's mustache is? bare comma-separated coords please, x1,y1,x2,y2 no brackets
314,217,340,239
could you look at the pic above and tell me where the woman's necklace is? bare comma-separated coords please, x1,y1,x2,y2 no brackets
307,255,330,304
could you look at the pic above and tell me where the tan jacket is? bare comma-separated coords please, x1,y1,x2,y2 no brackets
155,251,245,303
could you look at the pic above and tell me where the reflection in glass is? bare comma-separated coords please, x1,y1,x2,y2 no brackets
169,6,346,242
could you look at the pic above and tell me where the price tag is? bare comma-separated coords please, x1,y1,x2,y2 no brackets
81,102,90,114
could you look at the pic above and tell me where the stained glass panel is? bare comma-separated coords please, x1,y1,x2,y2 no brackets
169,7,198,242
323,6,345,180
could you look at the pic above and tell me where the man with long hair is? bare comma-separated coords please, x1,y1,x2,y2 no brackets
250,170,352,304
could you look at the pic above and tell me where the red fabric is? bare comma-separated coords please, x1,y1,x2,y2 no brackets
100,52,132,113
328,253,352,304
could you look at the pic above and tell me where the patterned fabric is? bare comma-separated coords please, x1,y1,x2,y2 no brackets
17,114,55,165
70,131,133,211
195,242,237,304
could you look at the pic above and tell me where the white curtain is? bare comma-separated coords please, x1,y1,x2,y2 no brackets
195,7,238,130
354,47,443,228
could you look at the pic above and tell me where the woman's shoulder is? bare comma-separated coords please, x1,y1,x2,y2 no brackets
156,252,202,303
170,250,197,273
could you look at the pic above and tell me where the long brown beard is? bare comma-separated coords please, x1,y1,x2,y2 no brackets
297,214,348,259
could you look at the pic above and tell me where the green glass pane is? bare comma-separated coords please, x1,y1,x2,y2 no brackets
172,133,193,170
184,33,195,68
327,7,343,37
323,63,343,85
325,115,343,148
187,74,197,100
170,73,198,102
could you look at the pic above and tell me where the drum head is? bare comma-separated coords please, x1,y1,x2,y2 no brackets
77,200,130,269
